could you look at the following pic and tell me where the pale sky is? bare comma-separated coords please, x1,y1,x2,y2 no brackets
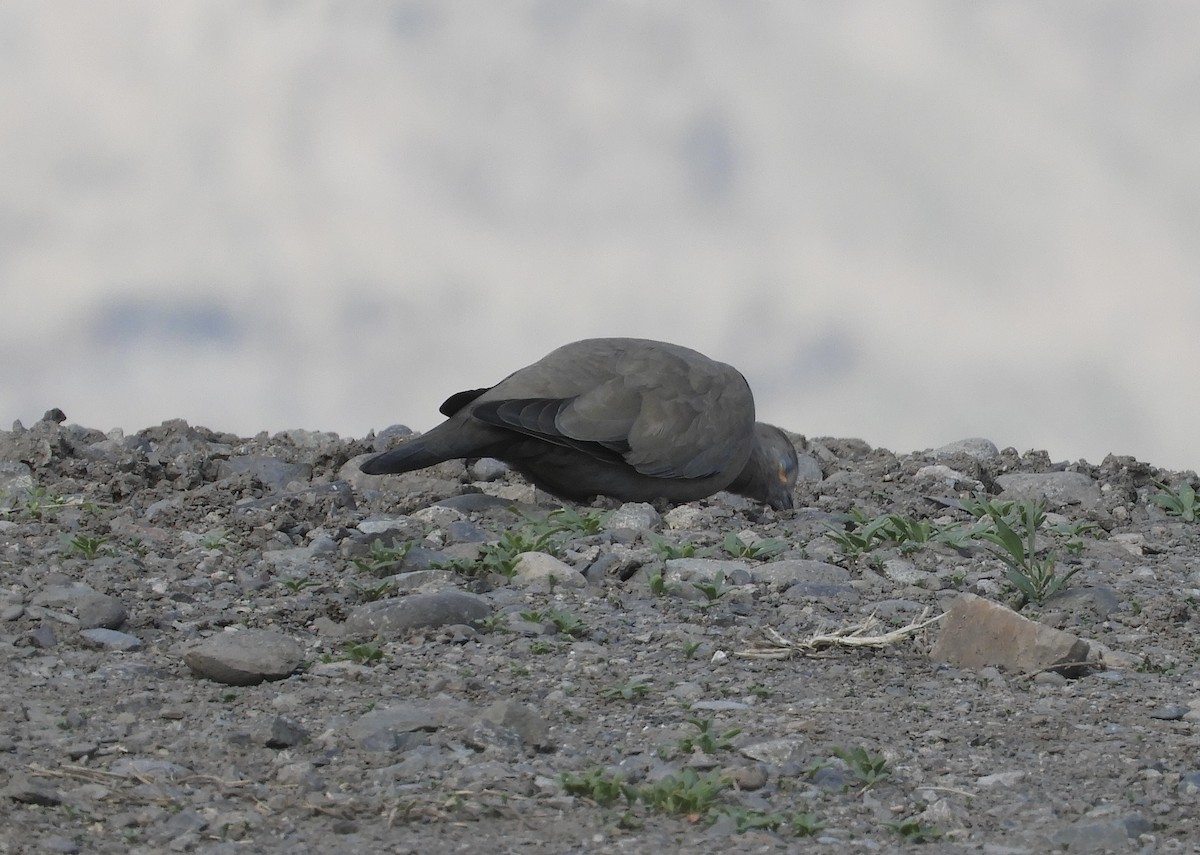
2,2,1198,470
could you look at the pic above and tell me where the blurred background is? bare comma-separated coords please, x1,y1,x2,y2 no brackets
2,2,1198,470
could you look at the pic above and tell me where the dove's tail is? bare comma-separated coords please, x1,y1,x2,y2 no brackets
359,420,503,476
359,437,449,475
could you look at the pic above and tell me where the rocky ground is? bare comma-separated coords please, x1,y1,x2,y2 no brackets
2,412,1200,854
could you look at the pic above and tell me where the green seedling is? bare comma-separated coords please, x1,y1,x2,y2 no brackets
691,572,728,605
546,609,589,638
832,745,890,788
677,716,741,755
824,510,895,557
1151,481,1200,522
716,807,786,833
432,556,491,578
790,812,826,837
324,642,385,666
345,642,384,665
529,639,556,654
975,499,1080,605
560,769,636,806
18,487,70,520
62,534,109,560
602,679,649,702
478,528,563,578
474,613,509,632
681,640,702,659
958,495,1019,521
720,532,786,559
889,817,944,843
352,538,412,576
543,506,608,535
349,579,395,602
638,768,727,816
199,529,229,550
647,570,673,597
280,576,319,593
648,534,708,560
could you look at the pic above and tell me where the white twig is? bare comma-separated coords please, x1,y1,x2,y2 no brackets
735,609,945,659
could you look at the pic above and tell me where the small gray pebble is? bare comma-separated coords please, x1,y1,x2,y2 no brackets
79,628,143,651
29,623,57,648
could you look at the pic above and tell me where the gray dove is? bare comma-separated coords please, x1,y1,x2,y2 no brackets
360,338,799,510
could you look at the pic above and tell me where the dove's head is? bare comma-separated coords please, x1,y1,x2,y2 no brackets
728,423,799,511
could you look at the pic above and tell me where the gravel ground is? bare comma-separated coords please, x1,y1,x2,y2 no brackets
2,414,1200,854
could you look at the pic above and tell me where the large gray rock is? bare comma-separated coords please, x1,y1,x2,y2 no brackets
183,629,305,685
933,437,1000,462
32,583,126,630
217,456,312,492
510,552,586,588
994,471,1101,510
748,559,851,587
605,502,662,532
343,590,491,637
348,698,473,751
663,558,753,586
475,700,551,749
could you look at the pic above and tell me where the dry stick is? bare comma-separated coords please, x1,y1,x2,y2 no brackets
736,610,946,660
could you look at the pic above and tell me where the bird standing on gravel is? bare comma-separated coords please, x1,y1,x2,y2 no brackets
360,337,799,510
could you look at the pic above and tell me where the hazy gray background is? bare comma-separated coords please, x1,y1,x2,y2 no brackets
3,2,1198,470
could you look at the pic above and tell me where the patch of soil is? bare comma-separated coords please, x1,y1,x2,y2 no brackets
2,415,1199,853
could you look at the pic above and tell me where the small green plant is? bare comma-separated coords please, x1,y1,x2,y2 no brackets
832,745,890,788
432,556,489,578
199,529,229,550
691,573,728,607
975,499,1080,605
530,639,556,654
677,716,741,755
881,514,934,545
1151,481,1199,522
958,495,1018,521
681,640,702,659
790,812,826,837
349,579,395,602
716,807,787,833
560,768,636,806
889,817,944,843
1046,518,1099,539
477,528,563,578
352,538,412,576
543,506,608,535
546,609,589,638
647,569,673,597
19,487,70,520
828,510,971,556
720,532,786,559
342,642,384,665
474,613,509,632
602,679,649,702
62,534,109,560
638,768,727,815
518,609,545,623
280,576,319,593
648,534,707,560
824,511,895,557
